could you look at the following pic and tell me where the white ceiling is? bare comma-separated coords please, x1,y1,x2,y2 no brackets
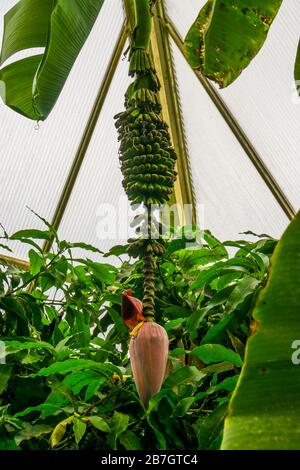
166,0,300,239
0,0,128,258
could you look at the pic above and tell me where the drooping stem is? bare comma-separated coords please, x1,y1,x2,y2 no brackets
142,250,156,320
141,204,155,320
115,0,177,322
132,0,152,50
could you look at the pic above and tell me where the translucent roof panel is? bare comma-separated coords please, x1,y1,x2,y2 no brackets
216,1,300,211
172,40,289,240
166,0,300,218
58,44,131,257
0,0,124,258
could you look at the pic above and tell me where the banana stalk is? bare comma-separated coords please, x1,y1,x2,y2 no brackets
132,0,152,50
117,0,176,406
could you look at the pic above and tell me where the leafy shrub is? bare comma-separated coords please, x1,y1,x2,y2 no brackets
0,219,276,450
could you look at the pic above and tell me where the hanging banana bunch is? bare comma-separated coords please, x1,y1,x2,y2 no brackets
115,0,177,407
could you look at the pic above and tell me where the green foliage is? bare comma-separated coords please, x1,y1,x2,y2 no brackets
184,0,283,88
0,219,276,450
0,0,105,120
222,210,300,450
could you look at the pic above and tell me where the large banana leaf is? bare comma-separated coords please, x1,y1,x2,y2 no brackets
0,0,105,120
184,0,283,88
221,211,300,450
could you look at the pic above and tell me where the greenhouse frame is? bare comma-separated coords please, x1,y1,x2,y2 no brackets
0,0,299,453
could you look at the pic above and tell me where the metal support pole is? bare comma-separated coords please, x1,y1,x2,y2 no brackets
152,1,196,225
0,254,29,270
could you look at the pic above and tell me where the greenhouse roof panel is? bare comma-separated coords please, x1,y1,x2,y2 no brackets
172,40,289,241
0,0,125,258
217,1,300,210
58,42,131,258
166,0,300,234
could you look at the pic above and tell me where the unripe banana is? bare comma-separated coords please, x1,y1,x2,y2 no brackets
115,49,177,207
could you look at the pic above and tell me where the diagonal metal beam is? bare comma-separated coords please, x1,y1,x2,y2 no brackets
43,22,129,252
152,1,196,225
0,254,29,270
123,0,196,224
160,16,295,221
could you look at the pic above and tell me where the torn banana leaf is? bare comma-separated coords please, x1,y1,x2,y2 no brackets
0,0,104,120
222,210,300,449
184,0,283,88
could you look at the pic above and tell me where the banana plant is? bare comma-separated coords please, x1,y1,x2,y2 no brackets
221,210,300,450
0,0,105,120
116,0,177,407
184,0,283,88
183,0,300,96
1,0,297,121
